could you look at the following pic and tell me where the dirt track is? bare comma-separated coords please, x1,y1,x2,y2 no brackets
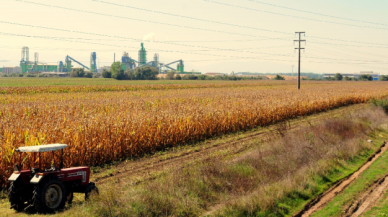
294,141,388,217
344,171,388,216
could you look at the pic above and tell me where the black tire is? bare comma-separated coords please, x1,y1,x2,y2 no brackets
8,181,28,212
32,176,67,213
85,182,99,201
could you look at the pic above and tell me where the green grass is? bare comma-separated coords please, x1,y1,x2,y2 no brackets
312,130,388,217
0,77,244,87
363,191,388,216
219,145,379,217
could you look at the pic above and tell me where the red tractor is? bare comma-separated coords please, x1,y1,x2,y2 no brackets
7,144,98,213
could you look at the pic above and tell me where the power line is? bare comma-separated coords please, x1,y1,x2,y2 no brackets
92,0,388,46
0,24,295,58
0,31,298,63
1,31,387,65
307,45,388,61
10,0,388,48
11,0,292,39
240,0,388,27
203,0,388,31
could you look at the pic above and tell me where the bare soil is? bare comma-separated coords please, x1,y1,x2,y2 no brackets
294,141,388,217
344,172,388,216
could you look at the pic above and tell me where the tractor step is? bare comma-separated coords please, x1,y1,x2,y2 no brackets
23,204,34,211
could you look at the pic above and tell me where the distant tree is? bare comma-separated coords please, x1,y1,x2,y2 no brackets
24,73,37,77
359,74,373,81
334,73,343,81
175,74,182,80
344,76,352,81
166,71,176,80
273,74,285,80
379,75,388,81
93,73,101,78
133,66,159,80
69,68,85,77
198,74,207,80
111,62,124,80
84,71,93,78
124,69,134,80
182,74,198,80
102,69,111,78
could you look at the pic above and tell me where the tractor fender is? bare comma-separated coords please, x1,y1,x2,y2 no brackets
30,174,46,184
8,173,20,182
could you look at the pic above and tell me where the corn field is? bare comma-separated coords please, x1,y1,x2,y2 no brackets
1,81,388,187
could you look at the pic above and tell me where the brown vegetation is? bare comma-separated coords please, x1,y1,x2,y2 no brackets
1,82,388,188
77,106,388,216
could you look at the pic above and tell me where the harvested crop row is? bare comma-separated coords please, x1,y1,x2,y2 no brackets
0,81,387,187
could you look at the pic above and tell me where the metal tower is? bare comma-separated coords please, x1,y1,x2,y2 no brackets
90,52,97,73
138,43,147,65
20,47,30,73
177,60,184,73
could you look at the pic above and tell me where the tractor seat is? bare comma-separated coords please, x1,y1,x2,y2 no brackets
32,167,40,174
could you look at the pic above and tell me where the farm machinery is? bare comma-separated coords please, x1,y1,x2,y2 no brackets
7,144,98,213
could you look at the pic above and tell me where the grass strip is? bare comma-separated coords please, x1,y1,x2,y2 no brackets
311,130,388,217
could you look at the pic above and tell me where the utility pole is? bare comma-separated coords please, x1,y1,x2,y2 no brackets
294,32,305,90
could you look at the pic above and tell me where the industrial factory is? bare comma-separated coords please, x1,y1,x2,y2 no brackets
0,43,191,75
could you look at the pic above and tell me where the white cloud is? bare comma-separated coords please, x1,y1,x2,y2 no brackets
143,32,156,42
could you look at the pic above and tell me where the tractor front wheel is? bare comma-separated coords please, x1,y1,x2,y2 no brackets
8,180,29,212
33,176,67,213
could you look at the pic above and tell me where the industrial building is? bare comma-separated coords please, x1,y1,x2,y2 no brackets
0,43,190,75
122,43,187,74
324,72,380,80
1,66,22,74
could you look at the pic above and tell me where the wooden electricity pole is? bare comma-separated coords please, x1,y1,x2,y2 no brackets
294,32,305,90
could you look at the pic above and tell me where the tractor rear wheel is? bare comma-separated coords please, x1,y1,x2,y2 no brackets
85,182,99,201
33,176,67,213
8,180,29,212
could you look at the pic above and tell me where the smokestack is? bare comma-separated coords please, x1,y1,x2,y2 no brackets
114,53,115,62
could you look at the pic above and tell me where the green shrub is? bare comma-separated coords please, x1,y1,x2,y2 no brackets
102,69,111,78
379,75,388,81
370,98,388,114
166,71,176,80
93,73,101,78
84,71,93,78
359,74,373,81
273,74,285,80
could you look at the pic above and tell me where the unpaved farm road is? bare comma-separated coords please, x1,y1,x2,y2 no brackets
294,141,388,217
345,172,388,216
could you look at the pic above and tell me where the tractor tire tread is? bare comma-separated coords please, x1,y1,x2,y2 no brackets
8,181,26,212
32,176,67,213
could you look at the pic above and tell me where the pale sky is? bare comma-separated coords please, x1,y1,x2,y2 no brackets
1,0,387,74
